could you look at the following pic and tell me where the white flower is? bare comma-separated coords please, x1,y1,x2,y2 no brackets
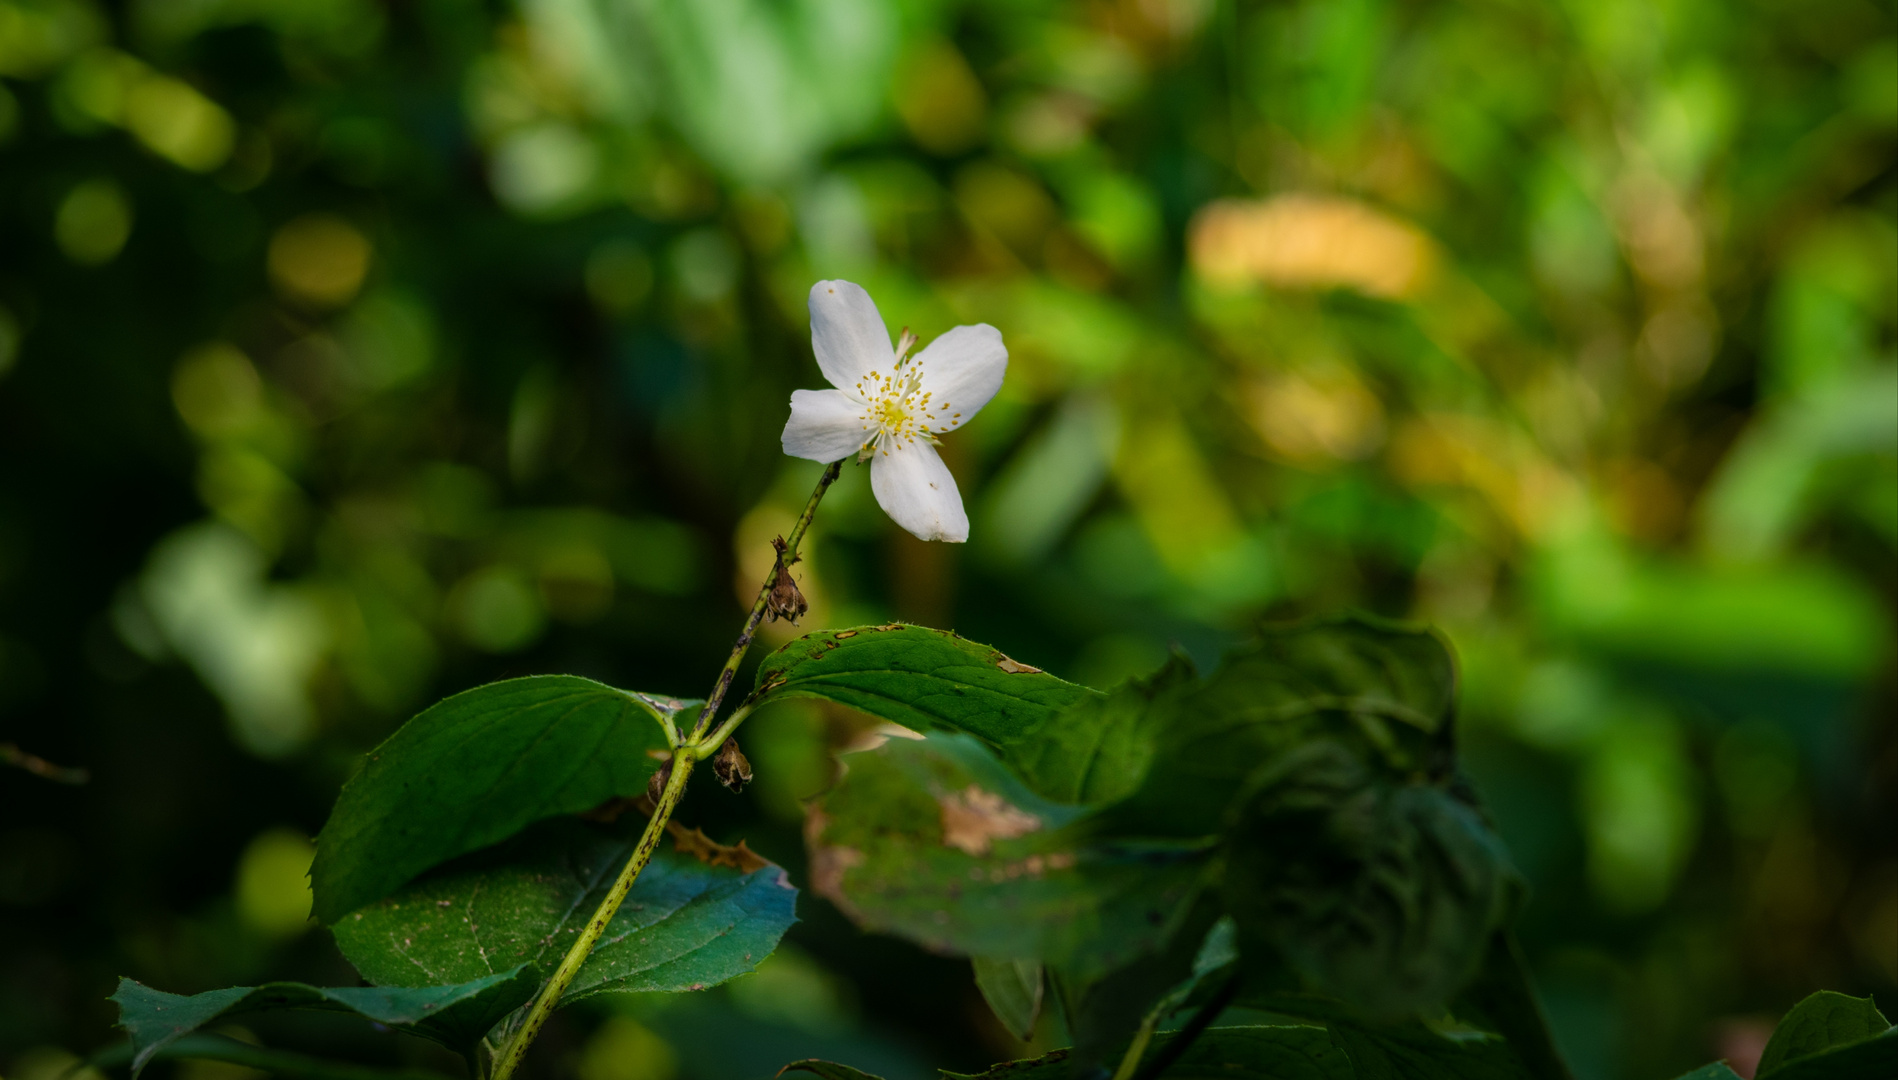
781,280,1007,542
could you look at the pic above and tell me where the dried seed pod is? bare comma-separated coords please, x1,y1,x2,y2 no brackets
713,737,753,793
645,759,672,802
765,535,808,623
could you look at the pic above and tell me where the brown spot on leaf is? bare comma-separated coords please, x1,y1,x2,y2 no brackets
995,656,1042,674
938,785,1041,855
803,806,867,914
833,630,858,639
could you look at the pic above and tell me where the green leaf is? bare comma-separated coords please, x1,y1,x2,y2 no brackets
1763,1027,1898,1080
1220,991,1535,1080
89,1033,450,1080
1060,902,1228,1070
1758,991,1892,1076
110,967,536,1075
777,1061,888,1080
1326,1022,1532,1080
1220,739,1520,1019
940,1026,1354,1079
1228,616,1457,736
1451,932,1577,1080
752,624,1099,749
806,732,1208,979
331,815,795,1002
1095,615,1459,839
1665,1066,1745,1080
972,957,1043,1041
312,676,689,923
1005,652,1194,805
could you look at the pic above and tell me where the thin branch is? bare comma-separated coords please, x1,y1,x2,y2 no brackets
1,743,89,785
688,458,842,745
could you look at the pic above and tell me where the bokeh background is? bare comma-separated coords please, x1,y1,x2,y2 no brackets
1,0,1893,1077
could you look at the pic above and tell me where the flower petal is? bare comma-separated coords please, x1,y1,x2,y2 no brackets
782,388,869,463
810,280,894,391
910,324,1007,435
870,438,969,543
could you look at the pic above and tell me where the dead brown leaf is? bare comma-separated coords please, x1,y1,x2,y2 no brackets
668,823,769,873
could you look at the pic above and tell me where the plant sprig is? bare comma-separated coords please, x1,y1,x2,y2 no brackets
490,457,840,1078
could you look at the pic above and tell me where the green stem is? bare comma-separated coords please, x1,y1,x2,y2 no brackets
694,699,756,760
1128,972,1238,1080
490,755,690,1079
688,457,842,744
1109,1014,1160,1080
489,458,843,1078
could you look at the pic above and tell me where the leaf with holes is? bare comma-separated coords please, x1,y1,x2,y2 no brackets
312,676,692,923
330,814,794,1002
110,967,536,1074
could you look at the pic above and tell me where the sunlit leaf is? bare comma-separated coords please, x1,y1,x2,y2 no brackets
311,676,690,923
110,967,536,1074
331,815,795,1002
751,624,1099,748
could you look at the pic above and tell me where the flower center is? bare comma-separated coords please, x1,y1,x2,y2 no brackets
854,362,946,459
874,394,913,432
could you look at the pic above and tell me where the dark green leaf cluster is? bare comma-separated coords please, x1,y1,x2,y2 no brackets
753,617,1547,1075
789,992,1898,1080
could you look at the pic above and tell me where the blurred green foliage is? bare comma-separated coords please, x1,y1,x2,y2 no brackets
0,0,1891,1077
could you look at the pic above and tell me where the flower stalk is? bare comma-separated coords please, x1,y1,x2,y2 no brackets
489,458,843,1078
